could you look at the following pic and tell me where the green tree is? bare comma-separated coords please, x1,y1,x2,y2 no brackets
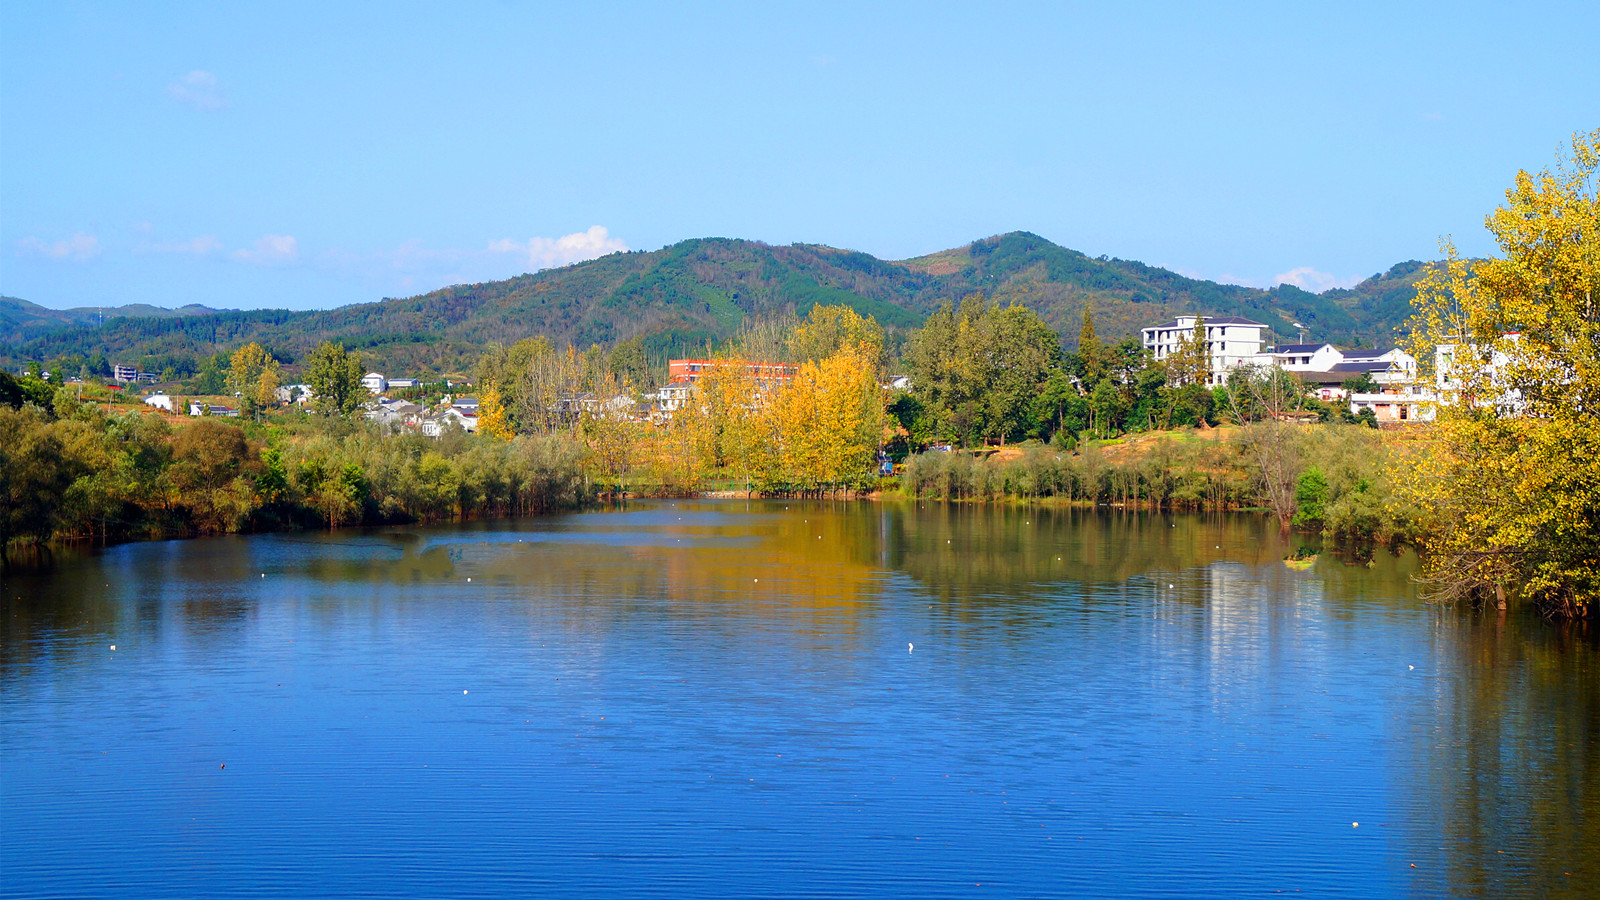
606,336,654,393
0,407,79,549
904,295,1061,445
1167,316,1210,387
1292,467,1328,526
305,341,369,417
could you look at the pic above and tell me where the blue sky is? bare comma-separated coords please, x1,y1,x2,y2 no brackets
4,1,1596,311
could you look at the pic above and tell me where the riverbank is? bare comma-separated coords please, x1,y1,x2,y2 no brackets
0,401,591,556
889,424,1425,547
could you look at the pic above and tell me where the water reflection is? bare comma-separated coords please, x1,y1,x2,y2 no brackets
2,500,1595,899
1405,614,1600,898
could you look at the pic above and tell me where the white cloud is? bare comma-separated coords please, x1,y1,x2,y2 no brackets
1213,267,1363,292
232,234,299,265
488,226,627,271
149,235,224,257
16,232,101,262
168,70,227,111
1270,266,1363,292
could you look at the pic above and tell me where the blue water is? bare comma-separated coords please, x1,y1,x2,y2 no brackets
3,501,1595,898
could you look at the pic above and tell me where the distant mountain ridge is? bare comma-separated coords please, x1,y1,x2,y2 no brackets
1,296,226,345
0,233,1428,373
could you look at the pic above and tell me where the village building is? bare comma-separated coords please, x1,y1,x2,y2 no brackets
1348,391,1435,423
187,401,238,417
276,384,314,404
1140,316,1270,385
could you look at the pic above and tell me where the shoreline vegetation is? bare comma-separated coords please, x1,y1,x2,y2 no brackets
4,132,1595,619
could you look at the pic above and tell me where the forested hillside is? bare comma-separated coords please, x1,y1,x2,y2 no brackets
1,233,1427,375
1,296,224,345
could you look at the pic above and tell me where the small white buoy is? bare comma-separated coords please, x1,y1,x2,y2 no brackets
261,573,265,578
1169,584,1175,589
109,645,116,651
908,643,914,652
463,690,469,695
1352,822,1359,828
1408,665,1415,671
467,577,472,582
754,578,759,583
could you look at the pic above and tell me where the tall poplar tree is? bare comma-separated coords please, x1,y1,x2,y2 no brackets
305,341,368,417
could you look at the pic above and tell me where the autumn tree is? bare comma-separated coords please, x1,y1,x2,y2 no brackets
770,341,883,493
1398,129,1600,618
305,341,368,417
226,342,281,419
477,379,515,440
787,304,886,371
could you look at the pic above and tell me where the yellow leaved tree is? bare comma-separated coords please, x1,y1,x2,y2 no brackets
771,340,883,494
477,379,515,440
1398,129,1600,618
226,342,281,420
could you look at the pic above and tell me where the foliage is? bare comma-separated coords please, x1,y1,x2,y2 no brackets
304,340,368,417
1398,130,1600,618
477,379,515,440
226,342,281,419
1292,467,1328,526
770,341,884,492
1341,371,1379,394
904,295,1063,446
786,304,886,370
0,401,591,555
1167,315,1210,386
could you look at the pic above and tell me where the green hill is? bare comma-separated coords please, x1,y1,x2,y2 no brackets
1,296,225,345
0,233,1428,375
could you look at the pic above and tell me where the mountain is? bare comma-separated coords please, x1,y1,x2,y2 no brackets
1,297,226,346
0,234,1427,373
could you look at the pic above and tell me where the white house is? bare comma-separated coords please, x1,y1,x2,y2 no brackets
276,384,314,404
1140,315,1270,385
1262,343,1344,372
441,406,478,432
362,372,387,393
1435,334,1524,415
142,393,175,412
188,401,238,417
387,378,419,389
651,383,693,413
1349,391,1435,423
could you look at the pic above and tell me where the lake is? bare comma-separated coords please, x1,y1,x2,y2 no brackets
3,500,1596,898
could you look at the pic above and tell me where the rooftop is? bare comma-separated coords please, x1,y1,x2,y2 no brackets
1144,315,1268,330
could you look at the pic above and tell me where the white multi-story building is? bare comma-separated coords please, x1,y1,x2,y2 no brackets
1140,315,1270,385
362,372,387,394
